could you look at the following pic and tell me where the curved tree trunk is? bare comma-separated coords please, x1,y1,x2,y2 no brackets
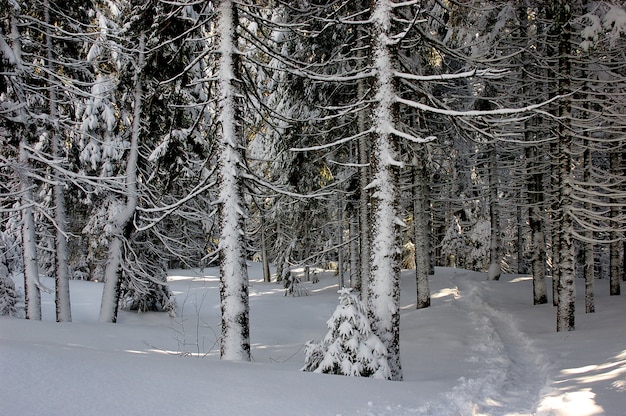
98,33,144,323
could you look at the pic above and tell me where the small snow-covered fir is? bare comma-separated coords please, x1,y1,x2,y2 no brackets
0,230,20,316
302,288,391,379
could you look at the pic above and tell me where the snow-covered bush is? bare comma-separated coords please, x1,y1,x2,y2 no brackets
465,218,490,271
0,272,18,316
302,288,391,379
119,268,176,317
441,216,463,267
0,230,20,316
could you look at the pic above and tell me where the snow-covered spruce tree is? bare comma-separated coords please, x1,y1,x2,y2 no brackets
302,288,391,379
0,270,18,316
0,229,20,316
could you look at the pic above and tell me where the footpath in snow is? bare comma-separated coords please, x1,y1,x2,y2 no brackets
447,272,550,415
367,269,551,416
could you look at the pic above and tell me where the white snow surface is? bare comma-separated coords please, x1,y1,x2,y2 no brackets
2,264,625,415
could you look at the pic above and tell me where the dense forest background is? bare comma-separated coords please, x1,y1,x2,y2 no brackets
1,0,625,380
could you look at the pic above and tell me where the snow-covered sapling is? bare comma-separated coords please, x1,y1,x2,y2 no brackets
302,288,391,379
0,231,20,317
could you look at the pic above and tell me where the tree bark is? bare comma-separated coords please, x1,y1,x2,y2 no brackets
413,154,430,309
580,145,594,313
367,0,403,380
554,0,575,332
357,57,370,300
488,143,502,280
260,216,271,283
216,1,251,361
526,145,547,305
19,143,42,320
45,0,72,322
9,10,42,320
609,152,621,296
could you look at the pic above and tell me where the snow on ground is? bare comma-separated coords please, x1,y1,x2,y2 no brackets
1,264,625,415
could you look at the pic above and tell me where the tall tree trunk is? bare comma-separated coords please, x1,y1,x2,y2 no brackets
260,215,271,283
357,56,370,300
19,143,42,320
45,0,71,322
554,0,575,332
367,0,403,380
623,150,626,284
9,9,42,320
488,143,502,280
413,153,430,309
216,1,250,361
349,215,359,288
526,145,547,305
549,141,559,307
517,204,524,274
609,152,621,296
98,33,145,323
336,195,345,288
583,145,594,313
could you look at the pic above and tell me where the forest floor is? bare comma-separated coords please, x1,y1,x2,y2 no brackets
1,264,625,415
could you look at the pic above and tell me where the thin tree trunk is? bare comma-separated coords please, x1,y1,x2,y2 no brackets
582,146,594,313
526,145,547,305
517,204,524,274
357,63,370,300
20,143,42,320
98,33,144,323
337,195,344,288
10,11,42,320
609,152,621,296
45,0,71,322
413,154,430,309
488,143,502,280
260,216,271,283
216,1,251,361
550,141,559,307
349,215,359,288
623,152,626,284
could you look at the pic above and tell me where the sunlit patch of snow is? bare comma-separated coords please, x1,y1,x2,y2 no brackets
124,349,148,355
537,389,604,416
431,287,461,299
559,351,626,387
